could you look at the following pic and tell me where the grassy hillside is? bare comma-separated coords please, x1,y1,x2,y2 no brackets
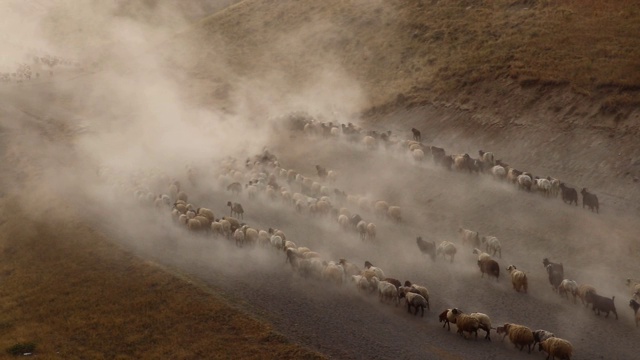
0,196,323,359
173,0,640,117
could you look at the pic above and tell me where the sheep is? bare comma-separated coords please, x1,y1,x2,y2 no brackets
400,291,428,317
543,258,564,292
506,265,528,293
577,284,597,307
478,258,500,281
366,222,376,240
321,262,344,286
403,281,430,310
363,261,385,280
356,220,368,241
177,191,188,202
558,279,578,303
315,165,328,180
547,176,560,198
351,275,371,292
535,178,552,197
517,174,533,191
226,201,244,219
473,248,491,262
362,135,377,149
491,165,507,180
373,200,389,219
436,241,457,263
481,236,501,258
223,216,240,233
194,215,211,229
370,277,399,305
453,311,480,339
478,150,495,168
383,277,402,289
458,227,480,247
625,278,640,300
411,127,421,142
219,219,231,238
469,312,492,340
233,228,245,247
227,182,242,194
387,206,402,222
507,168,522,183
502,323,535,353
244,227,259,246
532,329,555,348
197,207,215,221
187,218,202,232
411,148,425,162
538,337,573,360
452,154,473,173
580,188,599,213
559,183,578,206
338,259,361,277
439,308,458,331
268,228,286,241
629,299,640,327
270,235,284,250
283,240,297,252
416,237,436,260
585,292,617,319
327,170,337,183
257,230,270,247
337,214,350,231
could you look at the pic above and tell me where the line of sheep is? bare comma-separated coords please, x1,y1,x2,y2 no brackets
216,149,404,243
290,116,601,215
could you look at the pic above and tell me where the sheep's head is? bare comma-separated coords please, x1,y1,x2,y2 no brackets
404,280,412,287
506,265,516,272
226,201,232,206
542,258,550,267
364,260,373,269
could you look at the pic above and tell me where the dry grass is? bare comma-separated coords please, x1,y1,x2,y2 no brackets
165,0,640,114
0,197,323,359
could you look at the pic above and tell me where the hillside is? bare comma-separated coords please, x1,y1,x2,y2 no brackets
174,0,640,120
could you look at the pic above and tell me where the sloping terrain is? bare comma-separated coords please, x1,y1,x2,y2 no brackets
1,0,639,359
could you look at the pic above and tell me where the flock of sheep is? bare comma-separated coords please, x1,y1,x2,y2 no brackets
0,53,79,83
292,116,602,215
121,114,640,360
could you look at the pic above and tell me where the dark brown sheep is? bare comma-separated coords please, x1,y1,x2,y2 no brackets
411,127,421,142
559,183,578,206
581,188,599,213
478,258,500,281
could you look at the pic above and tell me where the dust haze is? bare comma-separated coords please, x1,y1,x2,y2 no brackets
0,1,638,359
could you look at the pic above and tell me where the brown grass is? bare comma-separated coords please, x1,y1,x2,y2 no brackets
164,0,640,113
0,197,323,359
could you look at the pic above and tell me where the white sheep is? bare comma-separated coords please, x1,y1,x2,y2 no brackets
366,222,376,240
481,236,502,258
506,265,528,293
411,148,425,162
535,178,552,197
270,235,284,250
336,214,350,231
402,291,428,317
558,279,579,303
472,248,491,262
362,261,385,281
373,200,389,219
436,241,457,263
459,227,480,247
491,165,506,180
371,277,399,305
321,261,345,285
387,206,402,223
517,174,533,191
625,278,640,300
469,312,492,340
233,228,245,247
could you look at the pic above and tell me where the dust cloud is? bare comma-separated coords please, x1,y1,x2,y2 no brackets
0,1,638,359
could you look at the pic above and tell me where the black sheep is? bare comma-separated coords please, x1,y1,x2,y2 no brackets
559,183,578,206
416,236,436,260
581,188,600,213
586,292,617,319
